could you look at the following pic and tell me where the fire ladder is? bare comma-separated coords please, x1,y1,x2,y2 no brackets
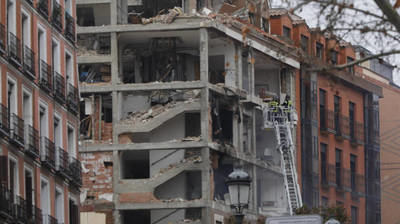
265,106,302,215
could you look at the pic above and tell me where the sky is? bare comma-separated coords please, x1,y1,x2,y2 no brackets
270,0,400,84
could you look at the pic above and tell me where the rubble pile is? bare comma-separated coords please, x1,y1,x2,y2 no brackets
142,7,184,24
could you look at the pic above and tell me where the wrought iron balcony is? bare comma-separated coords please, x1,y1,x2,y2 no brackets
23,45,35,79
53,71,65,104
41,136,56,170
67,83,79,115
38,0,49,19
65,12,75,42
52,0,63,32
0,184,13,219
350,122,364,145
24,125,40,159
69,156,82,186
26,205,42,224
43,214,58,224
8,32,21,65
10,113,25,148
319,108,335,133
56,147,69,178
0,24,5,54
14,195,27,223
327,164,351,191
39,60,53,94
0,104,9,137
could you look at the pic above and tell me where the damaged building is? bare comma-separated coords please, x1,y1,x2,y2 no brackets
77,1,302,224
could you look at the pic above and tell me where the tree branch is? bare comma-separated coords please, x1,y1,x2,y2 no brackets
373,0,400,32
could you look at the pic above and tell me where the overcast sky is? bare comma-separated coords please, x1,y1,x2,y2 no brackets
270,0,400,84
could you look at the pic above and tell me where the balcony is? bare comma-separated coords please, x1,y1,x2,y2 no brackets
43,214,58,224
65,12,75,42
23,45,36,79
0,24,5,55
56,147,69,178
27,205,42,224
69,156,82,186
24,125,40,160
10,114,25,148
38,0,49,19
67,84,79,115
41,136,56,170
319,108,335,133
14,195,27,223
0,104,9,137
327,164,351,191
8,32,22,66
351,174,365,199
39,60,53,94
52,0,63,32
0,184,13,219
350,122,364,145
53,72,66,104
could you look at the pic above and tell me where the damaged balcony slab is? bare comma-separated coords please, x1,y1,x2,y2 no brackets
116,200,207,210
208,83,247,99
78,55,112,64
80,81,205,93
80,141,208,152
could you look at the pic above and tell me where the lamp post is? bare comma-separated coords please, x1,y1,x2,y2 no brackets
226,167,252,224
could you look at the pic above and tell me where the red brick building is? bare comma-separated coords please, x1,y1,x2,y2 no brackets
270,9,382,224
0,0,81,223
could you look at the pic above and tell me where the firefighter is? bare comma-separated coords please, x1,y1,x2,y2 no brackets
282,95,292,121
269,97,280,122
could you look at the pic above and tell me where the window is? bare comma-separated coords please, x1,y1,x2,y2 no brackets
38,25,47,68
350,154,356,191
21,10,31,48
347,57,355,74
319,89,326,130
301,35,309,52
69,197,79,224
321,196,328,207
330,50,338,64
52,39,60,73
334,96,341,134
22,91,33,126
351,206,358,224
283,26,291,39
349,102,355,140
316,42,323,59
40,177,50,219
335,149,342,187
7,0,16,34
7,78,17,116
262,18,269,33
39,104,48,138
9,156,19,200
54,116,62,148
320,143,328,185
24,167,34,217
55,186,64,223
68,126,76,158
65,52,74,85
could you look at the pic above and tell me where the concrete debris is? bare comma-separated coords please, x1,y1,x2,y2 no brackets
99,193,113,202
142,7,184,24
181,136,201,142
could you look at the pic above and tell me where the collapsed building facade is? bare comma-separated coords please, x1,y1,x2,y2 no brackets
77,0,303,223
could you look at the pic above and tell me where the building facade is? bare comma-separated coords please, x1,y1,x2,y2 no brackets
0,0,81,223
77,1,305,224
269,9,382,224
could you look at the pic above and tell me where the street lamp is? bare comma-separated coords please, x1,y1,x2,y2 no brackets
226,167,252,224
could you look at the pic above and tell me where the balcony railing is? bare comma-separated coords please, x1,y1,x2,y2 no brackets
40,60,53,93
327,164,351,191
0,24,5,54
0,184,13,218
350,122,364,145
65,12,75,42
10,113,25,148
38,0,49,19
69,156,82,186
52,0,63,32
67,84,79,115
57,147,69,177
0,104,9,137
53,71,65,104
26,205,42,224
14,195,27,223
320,108,335,132
43,214,58,224
23,45,36,79
8,32,21,65
24,125,40,159
41,136,56,170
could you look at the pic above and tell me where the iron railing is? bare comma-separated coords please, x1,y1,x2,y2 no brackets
10,113,25,147
53,71,65,104
38,0,49,19
65,12,75,42
320,108,335,132
52,0,63,32
57,147,69,177
41,136,56,170
350,122,364,145
69,156,82,186
0,184,13,218
40,60,53,93
67,84,79,115
24,125,40,159
0,24,5,54
0,104,9,137
23,45,36,79
26,205,42,224
8,32,21,64
14,195,27,223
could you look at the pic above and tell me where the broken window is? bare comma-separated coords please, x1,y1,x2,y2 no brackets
209,55,225,84
77,4,111,26
211,98,233,144
143,0,182,18
185,113,201,137
120,150,150,179
77,34,111,56
79,63,111,83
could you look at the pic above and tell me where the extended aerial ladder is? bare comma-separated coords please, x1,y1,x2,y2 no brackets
263,105,302,215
